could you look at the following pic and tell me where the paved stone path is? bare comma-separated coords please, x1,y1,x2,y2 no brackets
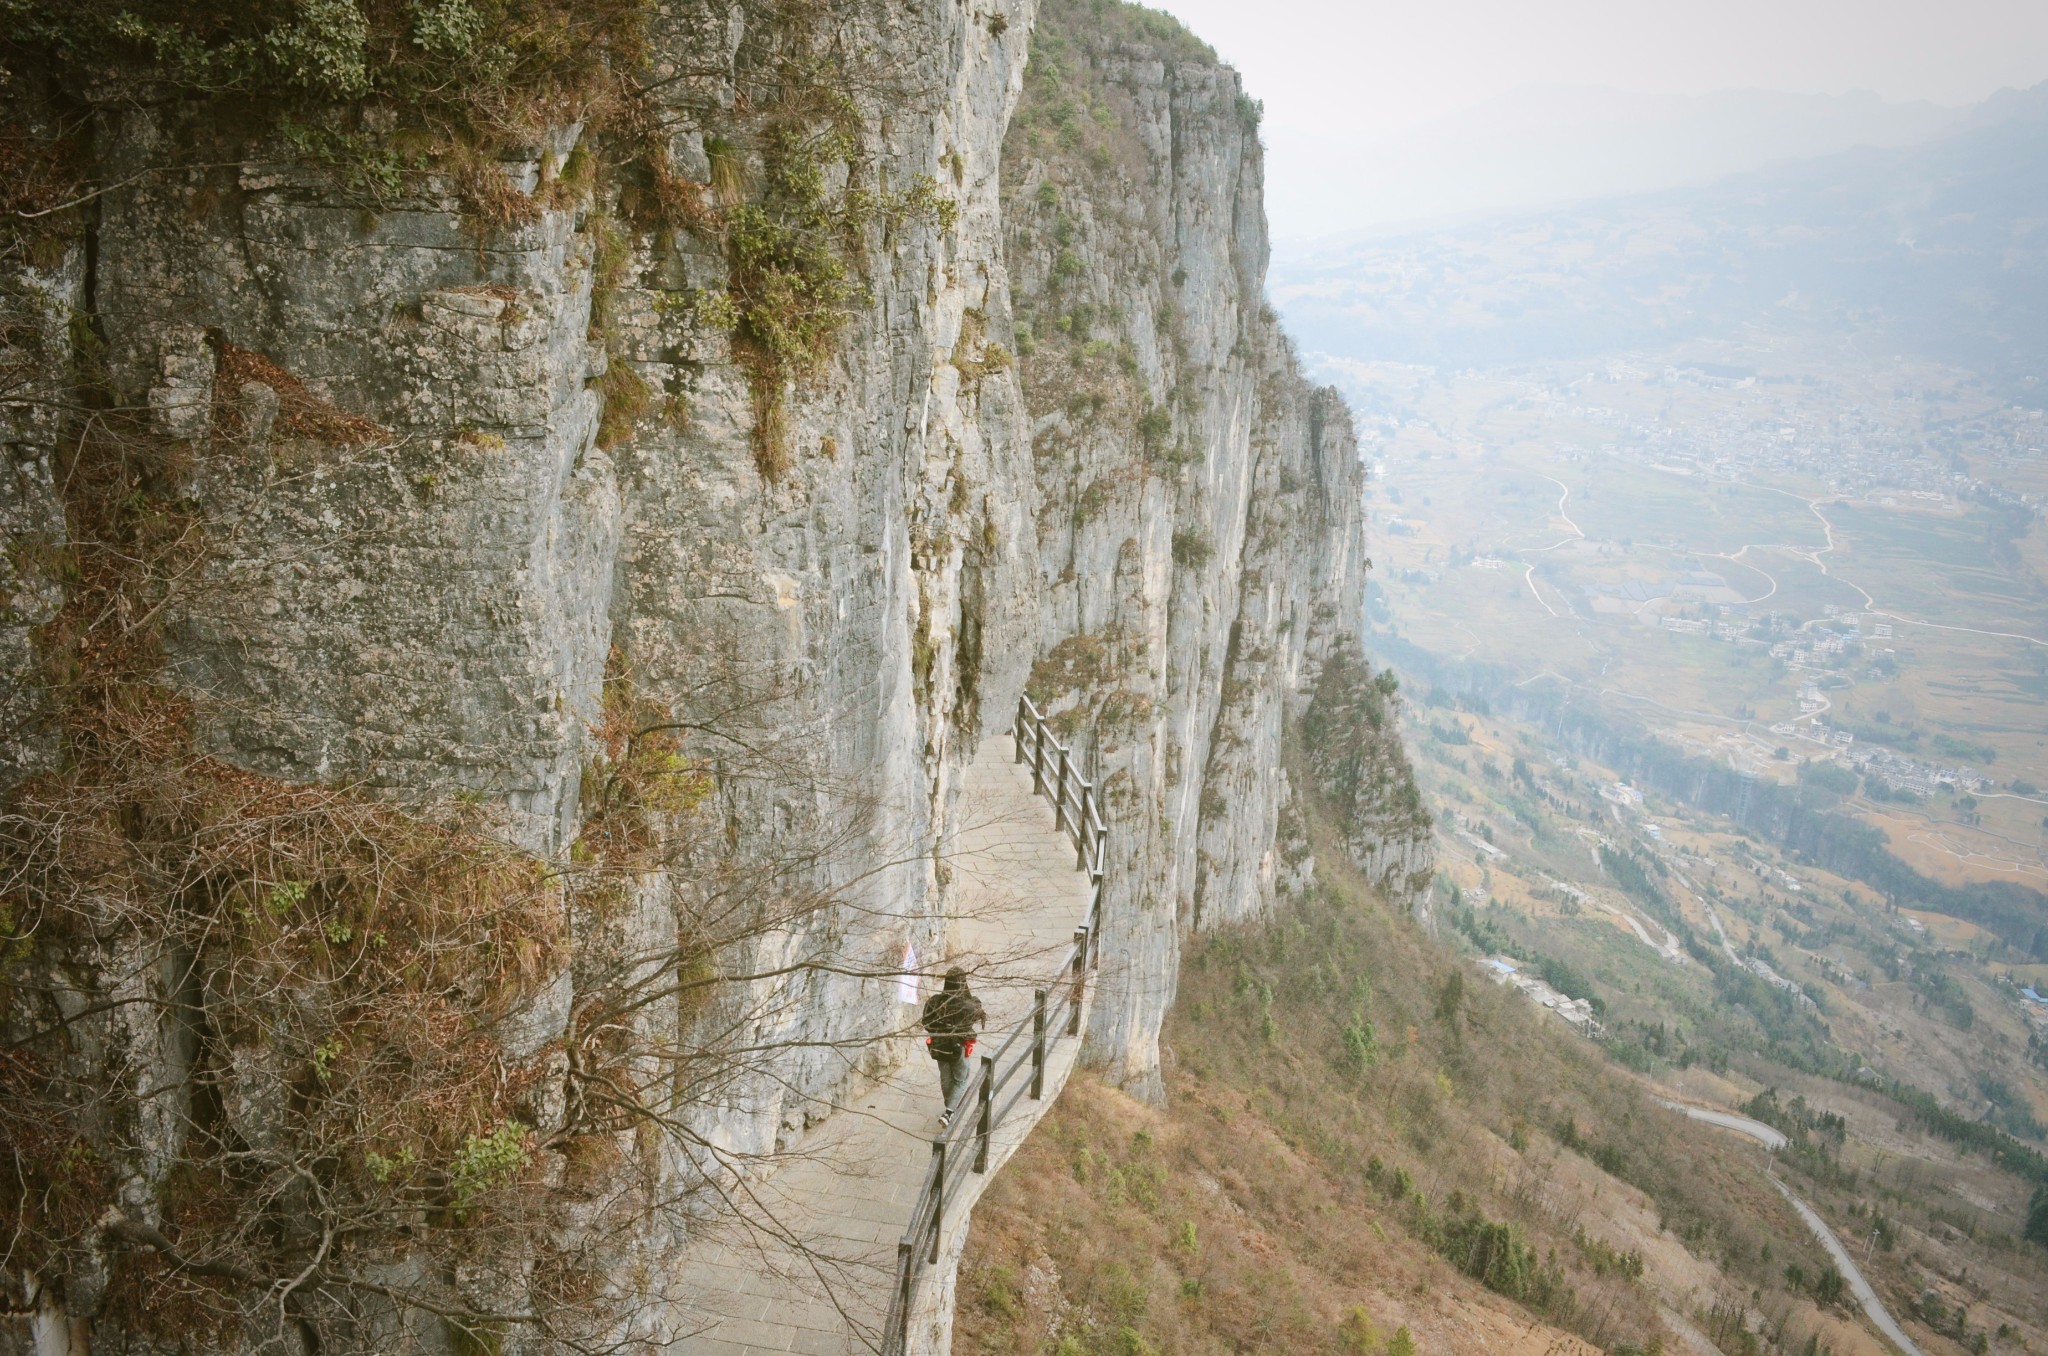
669,735,1095,1355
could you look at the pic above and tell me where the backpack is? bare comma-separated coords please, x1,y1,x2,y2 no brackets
922,990,982,1059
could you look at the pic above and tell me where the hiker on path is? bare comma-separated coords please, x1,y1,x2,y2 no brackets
920,967,986,1118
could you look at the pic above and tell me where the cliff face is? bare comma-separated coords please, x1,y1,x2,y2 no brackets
79,0,1039,873
0,0,1426,1345
4,0,1041,1343
1000,0,1434,1098
0,237,73,786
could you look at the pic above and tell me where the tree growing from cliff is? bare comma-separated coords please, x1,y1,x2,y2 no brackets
1300,648,1432,904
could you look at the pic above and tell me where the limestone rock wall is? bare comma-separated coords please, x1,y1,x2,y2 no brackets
0,243,76,789
109,162,619,850
1000,0,1434,1098
3,0,1042,1341
0,0,1434,1341
133,0,1033,1143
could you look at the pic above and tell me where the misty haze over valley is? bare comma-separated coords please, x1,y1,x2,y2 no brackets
1275,83,1967,237
1237,42,2048,1356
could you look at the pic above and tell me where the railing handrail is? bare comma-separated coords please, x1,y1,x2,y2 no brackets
881,696,1108,1354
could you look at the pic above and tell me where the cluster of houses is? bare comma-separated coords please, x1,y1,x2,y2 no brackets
1513,365,2043,525
1477,957,1603,1036
1850,745,1993,796
1768,718,1855,750
1769,613,1866,669
1770,634,1856,668
1761,721,1994,795
1630,599,1903,684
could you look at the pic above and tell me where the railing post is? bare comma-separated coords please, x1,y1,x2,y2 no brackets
1030,720,1046,796
1090,883,1103,968
974,1054,995,1172
1055,747,1071,834
1075,788,1091,871
1031,989,1047,1099
1069,927,1088,1034
1014,697,1029,761
929,1140,946,1264
894,1241,914,1355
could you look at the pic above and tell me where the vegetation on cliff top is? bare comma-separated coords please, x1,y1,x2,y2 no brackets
0,0,650,135
1305,650,1434,857
1,0,962,478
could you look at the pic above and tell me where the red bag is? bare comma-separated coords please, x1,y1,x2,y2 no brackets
962,1038,976,1059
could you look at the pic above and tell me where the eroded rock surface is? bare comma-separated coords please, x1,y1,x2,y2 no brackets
1001,0,1434,1097
1,0,1429,1345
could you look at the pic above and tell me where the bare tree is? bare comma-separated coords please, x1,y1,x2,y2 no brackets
0,2,1029,1342
0,347,1051,1353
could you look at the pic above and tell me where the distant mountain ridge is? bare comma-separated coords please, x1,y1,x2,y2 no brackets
1269,83,1963,239
1271,80,2048,398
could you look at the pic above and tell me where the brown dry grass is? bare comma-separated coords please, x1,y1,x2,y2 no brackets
956,773,1868,1356
0,376,585,1336
214,340,389,445
960,1075,1611,1356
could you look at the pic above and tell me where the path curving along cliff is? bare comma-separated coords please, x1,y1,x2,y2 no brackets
669,717,1096,1356
1000,0,1434,1101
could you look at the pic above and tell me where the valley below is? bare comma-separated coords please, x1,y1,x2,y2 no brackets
1321,344,2048,1353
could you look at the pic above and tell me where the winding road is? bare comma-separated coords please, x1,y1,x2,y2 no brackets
1748,483,2047,650
1535,463,2048,650
1655,1098,1926,1356
1514,476,1586,618
1655,1096,1788,1149
1771,1181,1927,1356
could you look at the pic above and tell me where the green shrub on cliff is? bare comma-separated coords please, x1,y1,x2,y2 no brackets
0,0,652,135
1304,649,1427,835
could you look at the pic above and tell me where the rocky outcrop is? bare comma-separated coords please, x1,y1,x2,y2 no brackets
1001,0,1432,1098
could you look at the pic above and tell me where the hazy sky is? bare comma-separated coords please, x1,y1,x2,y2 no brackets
1152,0,2048,135
1150,0,2048,238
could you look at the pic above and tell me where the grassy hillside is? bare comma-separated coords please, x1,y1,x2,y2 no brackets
956,764,1891,1356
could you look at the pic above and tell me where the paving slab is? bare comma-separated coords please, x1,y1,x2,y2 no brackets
669,735,1095,1354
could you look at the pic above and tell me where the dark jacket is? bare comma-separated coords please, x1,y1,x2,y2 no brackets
921,987,986,1059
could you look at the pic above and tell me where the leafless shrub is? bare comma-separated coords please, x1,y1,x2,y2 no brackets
0,339,992,1351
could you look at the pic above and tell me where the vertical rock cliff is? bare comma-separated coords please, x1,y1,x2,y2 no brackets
1000,0,1434,1099
3,1,1043,1344
0,0,1427,1346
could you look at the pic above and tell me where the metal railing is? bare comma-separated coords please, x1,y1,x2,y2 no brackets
879,696,1106,1354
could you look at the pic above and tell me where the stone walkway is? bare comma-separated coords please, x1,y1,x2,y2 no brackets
669,735,1095,1355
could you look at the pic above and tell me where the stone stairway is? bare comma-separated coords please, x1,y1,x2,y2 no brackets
669,733,1096,1355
